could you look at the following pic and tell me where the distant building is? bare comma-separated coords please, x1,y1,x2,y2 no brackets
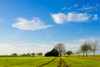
45,48,59,56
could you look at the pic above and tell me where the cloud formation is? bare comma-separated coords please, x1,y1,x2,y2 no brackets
12,18,53,31
74,4,78,7
62,7,66,10
78,6,93,10
93,14,98,20
78,4,99,11
51,12,90,24
62,4,78,11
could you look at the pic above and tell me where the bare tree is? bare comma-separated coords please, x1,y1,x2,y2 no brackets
91,40,98,56
81,41,91,57
54,43,66,57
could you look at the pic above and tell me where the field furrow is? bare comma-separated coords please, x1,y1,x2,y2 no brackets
37,57,56,67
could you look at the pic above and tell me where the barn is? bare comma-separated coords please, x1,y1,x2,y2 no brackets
45,48,59,56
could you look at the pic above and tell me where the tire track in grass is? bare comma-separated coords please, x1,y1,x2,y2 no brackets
58,58,68,67
58,58,62,67
37,57,56,67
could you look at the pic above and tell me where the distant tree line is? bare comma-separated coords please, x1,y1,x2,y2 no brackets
11,52,43,57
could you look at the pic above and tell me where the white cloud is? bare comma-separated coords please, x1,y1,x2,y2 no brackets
74,4,78,7
62,7,66,10
93,14,98,20
67,12,90,22
12,18,53,31
78,4,99,11
51,13,67,24
78,7,93,10
51,12,90,24
62,4,78,11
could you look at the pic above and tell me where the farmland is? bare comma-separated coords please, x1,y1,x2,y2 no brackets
0,56,100,67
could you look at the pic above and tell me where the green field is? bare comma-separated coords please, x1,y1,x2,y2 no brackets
62,57,100,67
0,56,100,67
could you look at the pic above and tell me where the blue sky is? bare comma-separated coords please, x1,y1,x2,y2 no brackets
0,0,100,55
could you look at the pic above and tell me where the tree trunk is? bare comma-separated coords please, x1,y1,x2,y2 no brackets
93,51,95,57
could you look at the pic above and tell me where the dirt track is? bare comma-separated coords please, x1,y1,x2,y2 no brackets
58,58,68,67
37,57,56,67
37,57,68,67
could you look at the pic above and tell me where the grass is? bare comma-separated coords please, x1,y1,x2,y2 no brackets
0,57,55,67
72,55,100,57
0,56,99,67
62,57,100,67
43,57,60,67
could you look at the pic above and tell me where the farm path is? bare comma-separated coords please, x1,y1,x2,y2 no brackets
37,57,56,67
58,58,68,67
